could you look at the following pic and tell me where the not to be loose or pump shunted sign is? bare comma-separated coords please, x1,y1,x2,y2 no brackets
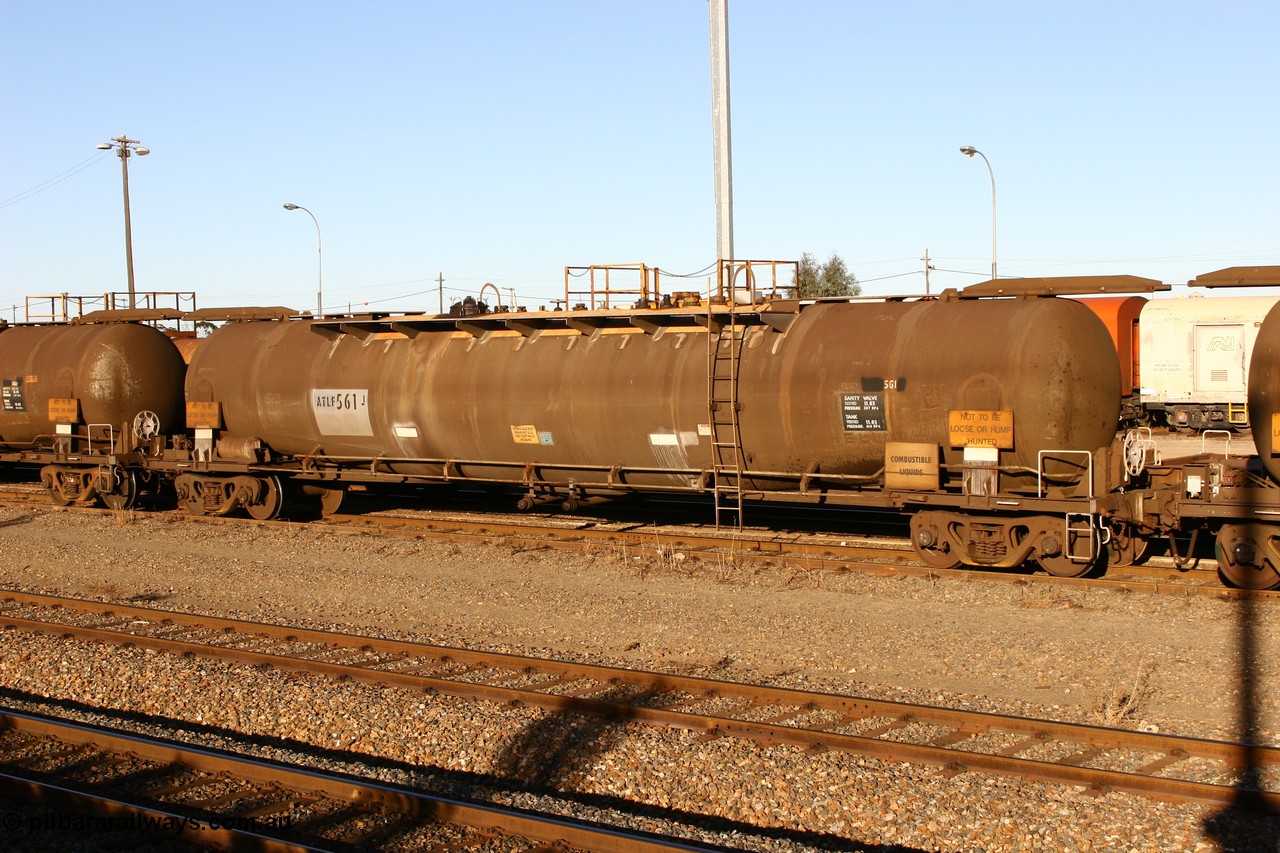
948,409,1014,448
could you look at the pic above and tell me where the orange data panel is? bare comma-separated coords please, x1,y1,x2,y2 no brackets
47,398,80,423
186,401,222,429
948,410,1014,448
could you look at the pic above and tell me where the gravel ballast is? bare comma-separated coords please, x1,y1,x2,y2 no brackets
1,504,1279,851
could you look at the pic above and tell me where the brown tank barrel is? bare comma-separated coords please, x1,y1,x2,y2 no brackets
1249,300,1280,480
0,322,186,447
188,297,1118,493
738,298,1119,489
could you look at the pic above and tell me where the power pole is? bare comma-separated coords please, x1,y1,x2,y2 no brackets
437,272,445,314
96,135,150,308
922,248,935,295
709,0,733,262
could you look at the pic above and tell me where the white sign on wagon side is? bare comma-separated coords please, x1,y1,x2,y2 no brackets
311,389,374,436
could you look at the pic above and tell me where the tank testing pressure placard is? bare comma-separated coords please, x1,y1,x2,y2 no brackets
841,393,886,431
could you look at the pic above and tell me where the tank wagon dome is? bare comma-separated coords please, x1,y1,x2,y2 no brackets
0,321,186,448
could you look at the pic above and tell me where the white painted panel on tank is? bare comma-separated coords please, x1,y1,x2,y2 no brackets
311,388,374,436
1193,324,1245,393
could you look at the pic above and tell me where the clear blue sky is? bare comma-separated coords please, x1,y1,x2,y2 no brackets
2,1,1277,317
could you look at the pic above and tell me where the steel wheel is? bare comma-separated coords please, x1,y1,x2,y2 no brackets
302,484,344,517
1215,524,1280,590
245,476,284,521
100,470,138,511
909,514,962,569
1035,550,1095,578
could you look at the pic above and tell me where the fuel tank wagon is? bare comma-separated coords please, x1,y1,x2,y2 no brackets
0,319,185,448
187,293,1119,499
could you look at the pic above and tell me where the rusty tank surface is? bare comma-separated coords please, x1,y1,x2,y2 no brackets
1249,298,1280,481
0,320,186,448
186,293,1119,496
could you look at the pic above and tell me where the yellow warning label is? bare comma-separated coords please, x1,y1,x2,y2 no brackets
510,424,540,445
186,401,222,429
47,398,80,423
948,410,1014,448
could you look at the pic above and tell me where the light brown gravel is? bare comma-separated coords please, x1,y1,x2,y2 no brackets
0,503,1278,851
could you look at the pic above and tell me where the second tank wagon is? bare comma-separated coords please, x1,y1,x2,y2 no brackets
171,282,1127,576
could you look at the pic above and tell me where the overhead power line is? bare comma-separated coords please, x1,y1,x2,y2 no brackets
0,152,112,210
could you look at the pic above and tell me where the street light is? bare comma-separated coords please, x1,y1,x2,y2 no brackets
283,203,323,316
959,145,997,280
96,135,150,308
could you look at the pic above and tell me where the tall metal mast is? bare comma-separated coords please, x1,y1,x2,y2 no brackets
709,0,734,262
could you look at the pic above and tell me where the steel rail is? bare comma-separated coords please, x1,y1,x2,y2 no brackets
2,590,1277,811
0,708,714,852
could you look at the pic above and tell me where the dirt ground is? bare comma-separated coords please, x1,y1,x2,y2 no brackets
1,500,1277,744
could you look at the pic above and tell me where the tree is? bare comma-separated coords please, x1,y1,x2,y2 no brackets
791,252,861,299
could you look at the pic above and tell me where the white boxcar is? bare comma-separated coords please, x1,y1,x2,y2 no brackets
1139,294,1280,430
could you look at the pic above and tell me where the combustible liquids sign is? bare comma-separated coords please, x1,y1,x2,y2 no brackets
312,389,374,436
885,442,939,490
1272,413,1280,450
948,410,1014,448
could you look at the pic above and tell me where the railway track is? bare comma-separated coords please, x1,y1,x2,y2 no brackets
2,590,1277,812
0,486,1257,600
0,707,711,851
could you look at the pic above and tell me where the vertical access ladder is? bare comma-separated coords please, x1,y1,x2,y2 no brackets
707,308,745,527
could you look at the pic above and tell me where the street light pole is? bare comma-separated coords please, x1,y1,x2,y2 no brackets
959,145,997,280
283,204,323,316
96,135,150,308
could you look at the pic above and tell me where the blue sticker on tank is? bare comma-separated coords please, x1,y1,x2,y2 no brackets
538,432,555,445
